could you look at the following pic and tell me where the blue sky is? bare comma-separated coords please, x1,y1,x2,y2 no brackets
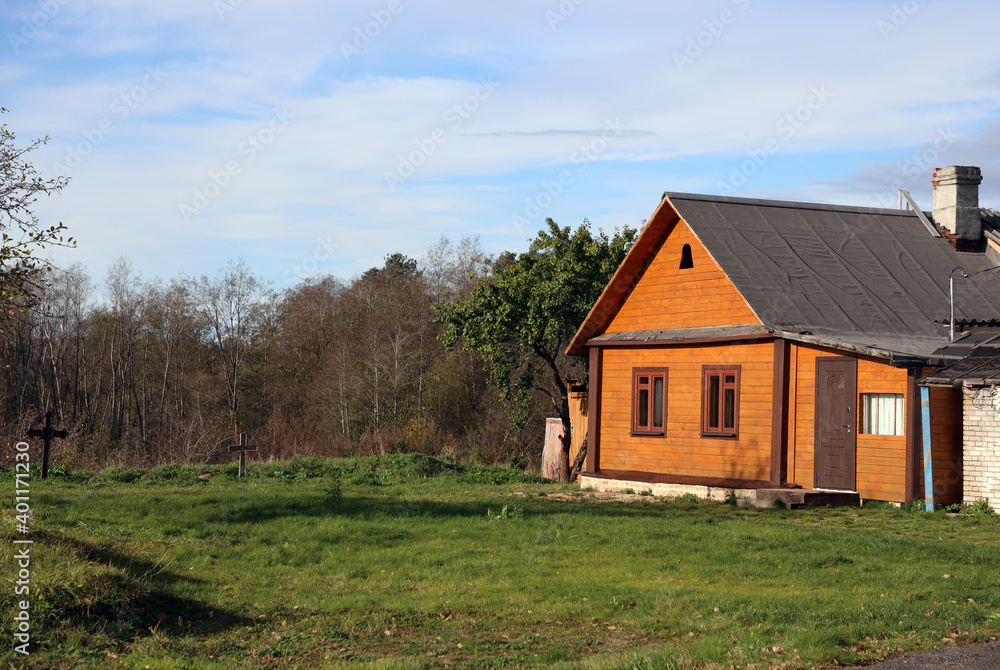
4,0,1000,290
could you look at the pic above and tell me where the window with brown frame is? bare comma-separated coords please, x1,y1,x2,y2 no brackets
632,368,667,435
860,393,904,436
702,366,740,437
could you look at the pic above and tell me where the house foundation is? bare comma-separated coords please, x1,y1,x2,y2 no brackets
580,473,860,509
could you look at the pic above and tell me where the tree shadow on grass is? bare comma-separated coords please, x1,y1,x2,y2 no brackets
42,532,255,640
196,489,711,527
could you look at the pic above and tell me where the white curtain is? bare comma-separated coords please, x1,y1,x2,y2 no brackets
862,393,904,436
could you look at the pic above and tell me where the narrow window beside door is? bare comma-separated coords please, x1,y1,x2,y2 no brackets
702,366,740,437
632,368,667,435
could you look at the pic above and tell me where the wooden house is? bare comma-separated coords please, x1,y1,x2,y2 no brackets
567,166,1000,506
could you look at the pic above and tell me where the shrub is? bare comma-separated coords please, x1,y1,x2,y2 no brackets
487,502,523,520
900,499,927,513
148,464,200,485
324,478,343,508
97,467,145,484
966,498,997,517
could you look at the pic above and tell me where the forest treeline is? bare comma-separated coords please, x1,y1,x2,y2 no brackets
1,236,553,471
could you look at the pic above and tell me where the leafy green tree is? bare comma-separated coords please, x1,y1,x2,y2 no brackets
0,108,73,309
439,218,637,481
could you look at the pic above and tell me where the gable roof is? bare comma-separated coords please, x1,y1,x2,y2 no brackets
567,192,1000,361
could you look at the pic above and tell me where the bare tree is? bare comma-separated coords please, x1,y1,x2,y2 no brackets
35,264,94,423
422,235,489,304
51,264,94,423
143,278,202,458
105,256,150,445
189,260,271,434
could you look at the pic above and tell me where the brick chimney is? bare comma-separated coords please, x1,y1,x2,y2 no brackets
932,165,983,242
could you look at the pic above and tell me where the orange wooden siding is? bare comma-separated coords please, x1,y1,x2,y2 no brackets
604,220,761,333
854,359,909,502
598,342,774,481
789,344,910,502
925,384,963,506
790,344,820,491
567,386,588,466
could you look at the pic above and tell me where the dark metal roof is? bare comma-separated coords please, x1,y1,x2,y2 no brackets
982,208,1000,232
931,329,1000,358
666,193,1000,359
772,330,952,366
951,318,1000,328
919,354,1000,386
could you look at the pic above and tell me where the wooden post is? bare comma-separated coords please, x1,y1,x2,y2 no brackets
228,433,258,478
586,347,603,475
27,411,68,480
905,369,921,501
770,338,790,486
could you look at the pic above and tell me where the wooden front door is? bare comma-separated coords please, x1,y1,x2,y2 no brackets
814,357,857,491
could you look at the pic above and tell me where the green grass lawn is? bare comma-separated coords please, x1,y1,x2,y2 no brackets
1,454,999,669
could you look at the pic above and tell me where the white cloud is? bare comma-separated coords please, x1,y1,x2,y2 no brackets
6,0,1000,286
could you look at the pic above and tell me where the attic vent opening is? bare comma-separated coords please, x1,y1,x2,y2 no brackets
679,244,694,270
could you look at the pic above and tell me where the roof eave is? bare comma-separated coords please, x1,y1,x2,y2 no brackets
771,330,944,367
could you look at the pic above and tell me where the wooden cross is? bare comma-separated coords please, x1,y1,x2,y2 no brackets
27,411,68,480
228,433,257,478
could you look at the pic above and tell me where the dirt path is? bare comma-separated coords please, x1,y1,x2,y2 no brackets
829,639,1000,669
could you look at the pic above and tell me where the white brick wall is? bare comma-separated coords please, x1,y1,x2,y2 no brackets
963,390,1000,513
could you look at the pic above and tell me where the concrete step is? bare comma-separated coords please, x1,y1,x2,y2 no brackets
754,488,860,510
